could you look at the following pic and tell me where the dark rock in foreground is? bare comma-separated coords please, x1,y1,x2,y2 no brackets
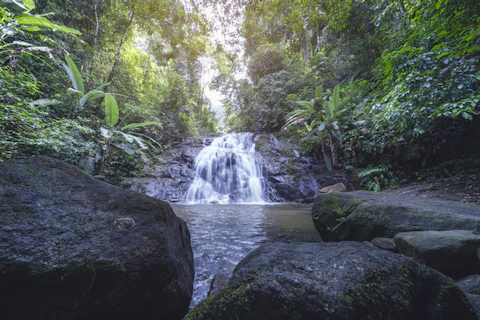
457,275,480,317
312,191,480,242
394,230,480,278
0,156,194,320
185,242,475,320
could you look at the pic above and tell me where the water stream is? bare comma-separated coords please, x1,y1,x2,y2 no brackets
172,203,320,307
172,133,320,307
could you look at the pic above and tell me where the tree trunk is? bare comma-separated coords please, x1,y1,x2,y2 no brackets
106,4,135,84
329,133,338,168
320,140,328,159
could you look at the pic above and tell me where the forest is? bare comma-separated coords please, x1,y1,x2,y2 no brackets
1,0,479,186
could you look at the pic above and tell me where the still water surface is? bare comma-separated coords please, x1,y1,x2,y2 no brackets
171,203,320,307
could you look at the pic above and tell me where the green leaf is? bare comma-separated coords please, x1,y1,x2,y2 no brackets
295,100,314,110
23,25,41,32
0,0,27,14
12,40,34,47
324,155,333,171
318,121,326,131
15,14,81,35
462,112,473,120
23,0,35,10
104,93,119,126
314,85,323,99
117,131,148,149
63,55,84,95
93,82,111,91
331,129,342,140
305,126,320,139
122,121,162,131
79,90,105,107
331,84,340,110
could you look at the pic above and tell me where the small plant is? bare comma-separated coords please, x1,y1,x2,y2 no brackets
334,206,351,223
62,54,162,149
358,165,394,192
62,55,162,178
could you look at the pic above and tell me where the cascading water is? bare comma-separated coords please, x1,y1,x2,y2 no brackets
184,133,266,204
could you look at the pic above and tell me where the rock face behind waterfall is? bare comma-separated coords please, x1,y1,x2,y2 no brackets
130,134,345,203
0,156,194,320
129,137,206,202
254,134,347,202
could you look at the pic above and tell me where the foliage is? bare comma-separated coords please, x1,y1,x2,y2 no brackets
2,0,480,184
0,0,223,189
283,84,351,168
358,165,395,192
236,0,480,175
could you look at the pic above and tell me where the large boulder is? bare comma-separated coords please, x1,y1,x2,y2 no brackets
394,230,480,278
0,156,194,320
185,242,475,320
312,191,480,241
457,275,480,316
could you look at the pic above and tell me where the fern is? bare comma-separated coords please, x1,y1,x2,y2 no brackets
358,165,393,192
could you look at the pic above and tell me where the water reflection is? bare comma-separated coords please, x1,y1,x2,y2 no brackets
171,203,320,307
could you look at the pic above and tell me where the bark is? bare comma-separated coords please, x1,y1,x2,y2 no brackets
106,4,135,84
329,133,338,168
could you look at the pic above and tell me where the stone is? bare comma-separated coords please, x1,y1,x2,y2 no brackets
265,234,322,243
208,274,231,297
394,230,480,278
457,275,480,317
0,156,194,320
371,237,398,253
457,275,480,295
185,242,475,320
317,182,346,193
312,191,480,242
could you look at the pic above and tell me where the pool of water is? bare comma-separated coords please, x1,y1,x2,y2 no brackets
171,203,320,307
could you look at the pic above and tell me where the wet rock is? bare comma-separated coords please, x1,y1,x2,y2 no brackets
318,182,346,193
457,275,480,295
312,191,480,242
370,237,397,252
457,275,480,316
394,230,480,278
265,234,322,243
208,274,231,297
186,242,476,319
254,133,348,203
128,139,206,202
371,237,398,253
0,156,194,320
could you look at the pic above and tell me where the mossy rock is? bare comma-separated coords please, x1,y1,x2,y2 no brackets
313,191,480,242
186,242,476,319
0,156,194,320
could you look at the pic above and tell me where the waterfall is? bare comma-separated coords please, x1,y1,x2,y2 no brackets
184,133,266,204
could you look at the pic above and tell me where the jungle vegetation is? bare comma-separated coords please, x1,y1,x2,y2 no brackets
2,0,479,184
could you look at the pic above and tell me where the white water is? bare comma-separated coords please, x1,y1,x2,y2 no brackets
184,133,266,204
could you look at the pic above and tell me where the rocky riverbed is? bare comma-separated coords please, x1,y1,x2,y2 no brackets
186,189,480,319
3,154,480,319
